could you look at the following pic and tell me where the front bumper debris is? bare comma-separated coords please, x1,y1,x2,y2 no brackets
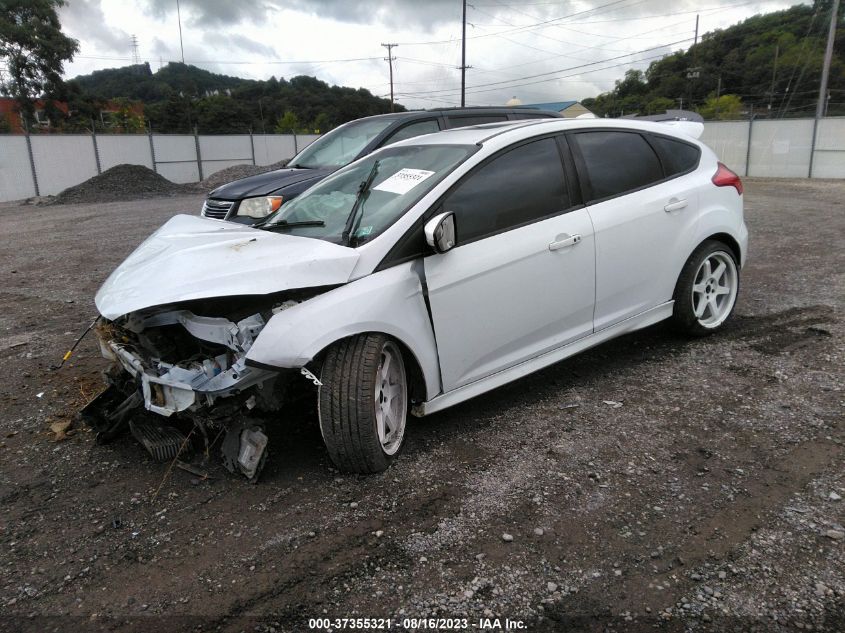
82,307,287,482
109,341,274,417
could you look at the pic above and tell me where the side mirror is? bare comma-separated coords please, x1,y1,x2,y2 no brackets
424,212,456,254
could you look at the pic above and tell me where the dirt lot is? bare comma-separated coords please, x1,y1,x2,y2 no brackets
1,180,843,633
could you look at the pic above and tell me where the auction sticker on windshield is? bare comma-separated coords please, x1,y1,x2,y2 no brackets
373,168,435,195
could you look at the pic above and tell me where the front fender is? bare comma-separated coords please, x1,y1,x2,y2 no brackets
245,261,442,399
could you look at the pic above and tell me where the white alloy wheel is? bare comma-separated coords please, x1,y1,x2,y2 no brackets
691,251,738,329
375,340,407,456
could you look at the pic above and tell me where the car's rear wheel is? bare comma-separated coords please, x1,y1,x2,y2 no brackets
318,334,408,473
672,240,739,336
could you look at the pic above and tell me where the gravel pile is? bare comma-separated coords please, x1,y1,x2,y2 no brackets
52,164,183,205
194,159,289,192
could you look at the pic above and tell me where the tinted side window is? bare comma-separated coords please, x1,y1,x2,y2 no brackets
445,137,570,243
572,131,663,201
446,114,508,128
381,119,440,146
649,135,700,176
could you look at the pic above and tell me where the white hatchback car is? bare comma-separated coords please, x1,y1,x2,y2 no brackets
90,118,747,477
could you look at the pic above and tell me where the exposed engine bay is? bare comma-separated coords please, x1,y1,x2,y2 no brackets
80,292,319,482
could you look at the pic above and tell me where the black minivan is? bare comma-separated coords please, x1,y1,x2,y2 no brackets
201,107,562,224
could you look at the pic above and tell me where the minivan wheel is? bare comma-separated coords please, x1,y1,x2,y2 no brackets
671,240,740,336
318,334,408,473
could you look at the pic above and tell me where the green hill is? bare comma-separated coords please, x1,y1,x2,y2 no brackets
63,62,402,133
583,1,844,119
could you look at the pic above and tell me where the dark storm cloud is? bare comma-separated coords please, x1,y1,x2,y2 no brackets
147,0,274,27
60,0,132,52
200,33,275,58
146,0,462,30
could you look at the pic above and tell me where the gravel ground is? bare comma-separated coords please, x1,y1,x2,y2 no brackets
0,179,842,633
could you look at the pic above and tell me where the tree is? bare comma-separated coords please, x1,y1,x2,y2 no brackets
275,110,300,134
645,97,675,114
698,94,744,120
0,0,79,127
311,112,332,133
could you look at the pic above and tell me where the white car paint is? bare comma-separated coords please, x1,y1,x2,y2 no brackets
95,214,359,320
246,261,442,399
423,207,596,390
587,175,701,331
95,117,746,421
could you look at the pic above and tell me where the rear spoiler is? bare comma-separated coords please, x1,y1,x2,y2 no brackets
620,109,704,139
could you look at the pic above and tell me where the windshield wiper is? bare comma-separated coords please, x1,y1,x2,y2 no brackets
342,160,380,246
263,220,325,231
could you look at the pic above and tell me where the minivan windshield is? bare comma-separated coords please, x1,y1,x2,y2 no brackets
265,144,473,245
288,118,396,169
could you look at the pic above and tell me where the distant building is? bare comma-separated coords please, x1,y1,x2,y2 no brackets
0,98,69,133
0,97,144,133
524,100,593,118
509,98,593,119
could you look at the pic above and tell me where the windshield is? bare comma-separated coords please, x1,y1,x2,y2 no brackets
289,117,395,169
265,144,474,245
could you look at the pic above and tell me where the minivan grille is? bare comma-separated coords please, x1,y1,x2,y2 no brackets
202,199,234,220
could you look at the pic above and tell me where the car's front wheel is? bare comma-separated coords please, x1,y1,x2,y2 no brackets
672,240,740,336
318,334,408,473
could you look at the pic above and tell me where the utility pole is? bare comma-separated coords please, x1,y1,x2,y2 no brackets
382,43,397,112
816,0,840,119
461,0,468,106
694,14,699,46
768,44,779,112
130,34,140,64
176,0,185,63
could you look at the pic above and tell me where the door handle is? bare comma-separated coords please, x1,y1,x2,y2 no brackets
664,198,688,212
549,234,582,251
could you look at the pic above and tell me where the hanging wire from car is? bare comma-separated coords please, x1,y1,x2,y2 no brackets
49,317,100,371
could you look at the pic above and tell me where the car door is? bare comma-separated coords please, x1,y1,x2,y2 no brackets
423,136,596,392
568,130,701,331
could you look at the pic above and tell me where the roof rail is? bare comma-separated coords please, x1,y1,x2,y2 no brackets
619,109,703,123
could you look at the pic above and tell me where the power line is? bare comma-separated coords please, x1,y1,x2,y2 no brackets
396,37,694,98
75,54,383,65
397,50,677,101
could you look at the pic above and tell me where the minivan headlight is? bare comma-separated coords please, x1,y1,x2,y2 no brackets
237,196,284,218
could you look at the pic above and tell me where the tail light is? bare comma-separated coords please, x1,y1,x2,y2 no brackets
712,162,743,195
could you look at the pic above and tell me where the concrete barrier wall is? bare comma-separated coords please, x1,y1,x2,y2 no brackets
0,132,317,202
3,120,843,203
700,117,845,179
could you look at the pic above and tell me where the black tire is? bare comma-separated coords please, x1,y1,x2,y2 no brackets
671,239,740,336
318,333,408,474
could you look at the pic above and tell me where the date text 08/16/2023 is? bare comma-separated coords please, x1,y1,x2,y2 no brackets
307,617,527,630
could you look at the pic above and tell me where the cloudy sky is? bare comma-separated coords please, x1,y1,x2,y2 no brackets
59,0,805,109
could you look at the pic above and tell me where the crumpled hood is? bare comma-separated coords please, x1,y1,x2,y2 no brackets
208,167,336,198
95,214,359,319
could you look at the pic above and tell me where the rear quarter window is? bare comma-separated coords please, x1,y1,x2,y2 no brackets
571,130,664,201
648,135,701,176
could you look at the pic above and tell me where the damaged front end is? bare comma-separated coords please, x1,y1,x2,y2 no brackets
81,297,303,482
